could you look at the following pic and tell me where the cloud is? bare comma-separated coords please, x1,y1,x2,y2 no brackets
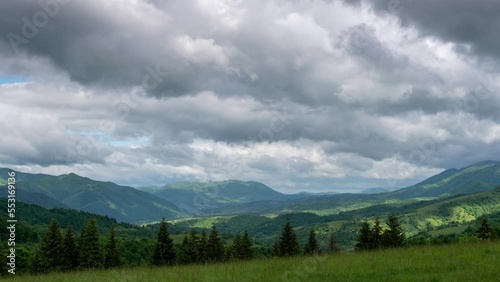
0,0,499,193
366,0,500,64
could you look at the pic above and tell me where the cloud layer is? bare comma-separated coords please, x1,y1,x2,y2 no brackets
1,0,499,193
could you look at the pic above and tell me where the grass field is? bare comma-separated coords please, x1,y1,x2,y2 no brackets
5,241,500,282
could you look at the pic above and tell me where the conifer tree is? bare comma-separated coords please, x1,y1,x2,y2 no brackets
381,213,406,248
231,233,241,260
304,229,320,255
355,220,371,251
178,229,199,264
104,225,122,268
370,218,383,250
277,220,300,256
326,232,340,254
239,230,253,260
38,219,64,273
207,226,225,262
62,226,79,271
476,215,493,240
271,240,280,257
232,230,253,260
151,219,176,266
198,229,209,263
78,218,102,269
178,235,192,264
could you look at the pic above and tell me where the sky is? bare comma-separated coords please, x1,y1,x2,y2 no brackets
0,0,499,193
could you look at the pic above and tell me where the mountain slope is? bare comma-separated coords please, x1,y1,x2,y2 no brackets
151,180,287,215
387,160,500,199
0,169,184,223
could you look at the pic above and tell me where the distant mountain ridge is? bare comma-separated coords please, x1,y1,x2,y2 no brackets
144,180,287,215
388,160,500,199
0,170,183,223
1,160,499,223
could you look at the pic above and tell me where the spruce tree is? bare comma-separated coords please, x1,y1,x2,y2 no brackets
231,233,241,260
355,220,371,251
303,229,320,255
277,220,300,256
178,235,192,264
239,230,253,260
38,219,64,273
104,225,122,268
476,215,493,240
178,229,199,264
62,226,79,271
370,218,383,250
326,232,340,254
232,230,253,260
198,229,209,263
151,219,176,266
271,240,280,257
381,213,406,248
207,226,225,262
78,218,102,269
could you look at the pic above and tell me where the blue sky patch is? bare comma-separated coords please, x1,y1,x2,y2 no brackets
0,75,28,85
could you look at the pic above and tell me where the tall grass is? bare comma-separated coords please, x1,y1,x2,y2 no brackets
5,241,499,282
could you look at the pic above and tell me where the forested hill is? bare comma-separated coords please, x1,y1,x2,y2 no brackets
387,160,500,199
0,170,184,223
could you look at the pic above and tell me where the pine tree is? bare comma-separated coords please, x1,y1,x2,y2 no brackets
178,235,192,264
38,219,64,273
151,219,176,266
476,215,493,240
232,230,253,260
239,230,253,260
303,229,320,255
104,225,122,268
277,220,300,256
178,230,199,264
62,226,79,271
370,218,383,250
198,229,208,263
355,220,371,251
271,240,280,257
78,218,102,269
207,226,225,262
382,213,406,248
231,233,241,260
326,232,340,254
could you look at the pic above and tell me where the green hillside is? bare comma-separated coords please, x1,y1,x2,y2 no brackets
2,160,499,226
388,160,500,199
152,180,286,214
0,170,184,224
170,187,500,248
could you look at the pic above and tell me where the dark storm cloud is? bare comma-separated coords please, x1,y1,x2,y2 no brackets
367,0,500,62
0,0,217,96
366,88,451,116
0,0,346,106
338,23,444,86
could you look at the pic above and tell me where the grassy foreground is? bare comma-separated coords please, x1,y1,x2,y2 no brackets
6,241,500,282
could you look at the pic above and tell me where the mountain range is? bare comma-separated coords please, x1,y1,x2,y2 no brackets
1,160,499,224
0,169,181,223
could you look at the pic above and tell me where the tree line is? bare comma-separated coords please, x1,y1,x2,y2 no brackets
7,217,340,274
2,212,497,275
355,213,406,251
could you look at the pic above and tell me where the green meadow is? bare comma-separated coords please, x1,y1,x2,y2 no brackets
5,241,499,282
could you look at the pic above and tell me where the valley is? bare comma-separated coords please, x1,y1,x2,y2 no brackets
1,160,499,249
